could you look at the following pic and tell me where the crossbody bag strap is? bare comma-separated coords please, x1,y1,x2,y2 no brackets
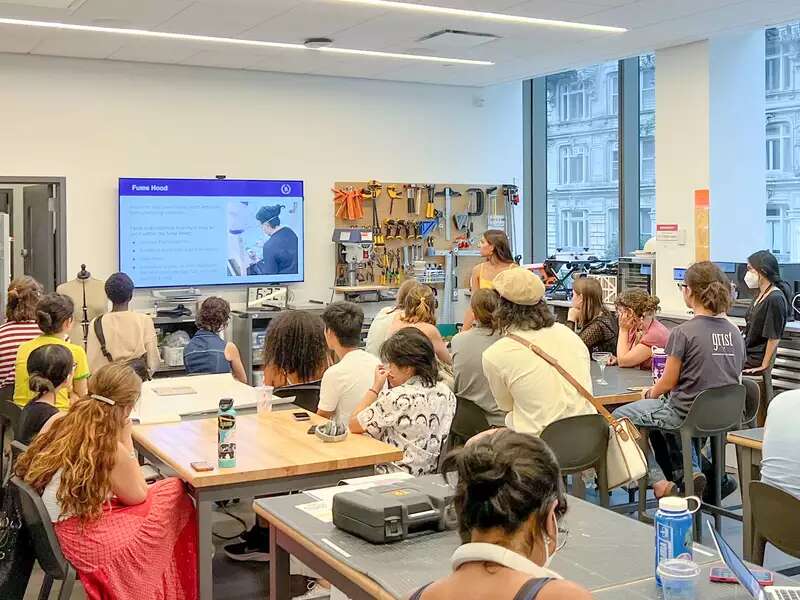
505,334,619,426
94,315,114,362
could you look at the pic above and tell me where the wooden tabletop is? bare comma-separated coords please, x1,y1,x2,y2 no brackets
727,427,764,450
133,411,403,488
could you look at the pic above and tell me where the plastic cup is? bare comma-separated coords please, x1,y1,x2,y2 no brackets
255,386,274,415
657,559,701,600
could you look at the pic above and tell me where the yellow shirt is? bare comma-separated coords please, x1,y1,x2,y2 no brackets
13,335,90,410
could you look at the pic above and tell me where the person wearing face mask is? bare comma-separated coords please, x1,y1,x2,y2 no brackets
613,262,745,499
246,204,298,275
742,250,792,375
462,230,518,331
350,327,456,476
566,277,618,354
409,430,591,600
612,289,669,369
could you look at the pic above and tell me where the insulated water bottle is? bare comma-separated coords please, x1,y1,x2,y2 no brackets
217,397,236,468
654,496,700,586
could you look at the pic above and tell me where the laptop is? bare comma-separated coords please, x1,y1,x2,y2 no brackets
707,520,800,599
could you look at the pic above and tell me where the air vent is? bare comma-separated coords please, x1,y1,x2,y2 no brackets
416,29,499,50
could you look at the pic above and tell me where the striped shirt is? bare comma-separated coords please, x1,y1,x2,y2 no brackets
0,321,41,387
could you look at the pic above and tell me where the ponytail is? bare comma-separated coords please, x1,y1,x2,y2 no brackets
402,284,437,325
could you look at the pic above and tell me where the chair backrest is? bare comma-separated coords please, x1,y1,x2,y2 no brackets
741,378,760,429
273,382,321,413
11,440,28,461
448,397,491,447
0,391,22,440
750,481,800,560
10,476,72,579
541,414,609,474
683,384,746,437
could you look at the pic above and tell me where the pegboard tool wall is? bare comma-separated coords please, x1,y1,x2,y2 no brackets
333,181,513,291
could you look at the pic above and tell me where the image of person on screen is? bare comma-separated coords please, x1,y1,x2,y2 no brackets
246,204,299,276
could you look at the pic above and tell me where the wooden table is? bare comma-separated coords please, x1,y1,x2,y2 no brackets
727,427,764,561
133,410,403,600
254,485,719,600
591,363,654,406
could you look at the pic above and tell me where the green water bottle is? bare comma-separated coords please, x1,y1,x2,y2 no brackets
217,398,236,468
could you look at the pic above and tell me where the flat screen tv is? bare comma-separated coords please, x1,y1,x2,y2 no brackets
118,178,304,288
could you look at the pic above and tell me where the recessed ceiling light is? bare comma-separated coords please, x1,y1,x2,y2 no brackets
330,0,627,33
0,17,494,65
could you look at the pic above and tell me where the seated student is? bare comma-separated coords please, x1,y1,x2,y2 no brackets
613,262,744,499
742,250,792,374
450,289,506,427
261,311,329,388
86,272,160,378
386,283,452,365
761,389,800,499
350,327,456,476
481,269,596,437
15,363,198,600
184,297,247,384
317,301,380,422
613,289,669,369
411,430,591,600
365,279,418,357
14,293,90,410
566,277,618,355
17,344,73,445
0,276,43,388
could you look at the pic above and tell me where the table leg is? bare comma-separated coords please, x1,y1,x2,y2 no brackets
270,526,290,600
738,446,754,561
196,493,214,600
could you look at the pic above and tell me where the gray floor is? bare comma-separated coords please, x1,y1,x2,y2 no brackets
23,474,800,599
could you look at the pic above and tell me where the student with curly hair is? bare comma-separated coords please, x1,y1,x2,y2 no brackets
613,288,669,369
386,283,452,365
261,310,329,388
184,297,247,383
86,272,160,378
410,430,591,600
0,276,43,388
14,293,90,409
15,363,198,600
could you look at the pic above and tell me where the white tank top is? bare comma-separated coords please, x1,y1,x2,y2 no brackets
41,469,65,522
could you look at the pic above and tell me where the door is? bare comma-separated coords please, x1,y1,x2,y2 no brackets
23,184,57,292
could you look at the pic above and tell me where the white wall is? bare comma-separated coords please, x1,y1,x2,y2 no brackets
655,41,710,312
0,53,522,308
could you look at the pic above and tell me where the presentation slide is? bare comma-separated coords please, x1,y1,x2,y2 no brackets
119,178,304,288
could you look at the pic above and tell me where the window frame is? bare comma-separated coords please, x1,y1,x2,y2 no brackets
766,122,791,173
559,80,586,122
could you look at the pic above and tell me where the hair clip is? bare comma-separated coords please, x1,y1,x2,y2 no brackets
91,394,115,406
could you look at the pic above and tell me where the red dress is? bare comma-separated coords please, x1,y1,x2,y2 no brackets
54,477,198,600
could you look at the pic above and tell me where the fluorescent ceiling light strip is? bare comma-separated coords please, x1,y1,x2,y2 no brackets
0,17,494,65
332,0,627,33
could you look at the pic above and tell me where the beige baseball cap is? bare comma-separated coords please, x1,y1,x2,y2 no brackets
493,268,546,306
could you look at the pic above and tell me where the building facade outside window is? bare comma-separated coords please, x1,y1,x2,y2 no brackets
640,54,656,249
765,22,800,262
546,63,620,258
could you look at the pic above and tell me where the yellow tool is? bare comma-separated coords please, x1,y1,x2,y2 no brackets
424,185,436,218
362,179,382,201
386,185,402,215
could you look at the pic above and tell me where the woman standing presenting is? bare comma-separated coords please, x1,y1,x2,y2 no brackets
742,250,792,374
462,230,516,331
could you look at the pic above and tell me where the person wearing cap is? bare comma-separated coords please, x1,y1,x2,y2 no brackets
247,204,298,275
481,268,596,437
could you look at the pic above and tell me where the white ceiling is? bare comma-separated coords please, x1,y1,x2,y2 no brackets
0,0,798,86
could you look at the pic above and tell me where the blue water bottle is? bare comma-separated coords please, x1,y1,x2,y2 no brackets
654,496,700,586
217,398,236,468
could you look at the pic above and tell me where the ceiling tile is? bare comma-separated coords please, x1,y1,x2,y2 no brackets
502,0,618,20
158,1,299,36
109,38,208,64
0,22,43,52
580,0,737,29
245,47,333,74
180,47,278,69
29,29,123,58
0,1,75,19
70,0,191,28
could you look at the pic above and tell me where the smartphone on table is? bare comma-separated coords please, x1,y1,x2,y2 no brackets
709,566,773,586
293,411,311,421
190,461,215,472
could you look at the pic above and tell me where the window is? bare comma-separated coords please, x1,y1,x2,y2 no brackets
766,122,791,172
607,72,619,116
765,22,800,262
609,142,619,182
766,29,793,91
559,81,586,121
640,56,655,109
560,209,588,248
559,144,588,184
640,207,654,240
641,136,655,181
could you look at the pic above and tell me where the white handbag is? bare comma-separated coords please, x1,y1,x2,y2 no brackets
507,334,648,490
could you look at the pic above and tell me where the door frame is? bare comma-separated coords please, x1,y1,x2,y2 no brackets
0,177,67,286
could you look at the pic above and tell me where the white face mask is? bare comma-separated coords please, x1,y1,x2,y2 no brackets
540,511,559,569
744,270,760,289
